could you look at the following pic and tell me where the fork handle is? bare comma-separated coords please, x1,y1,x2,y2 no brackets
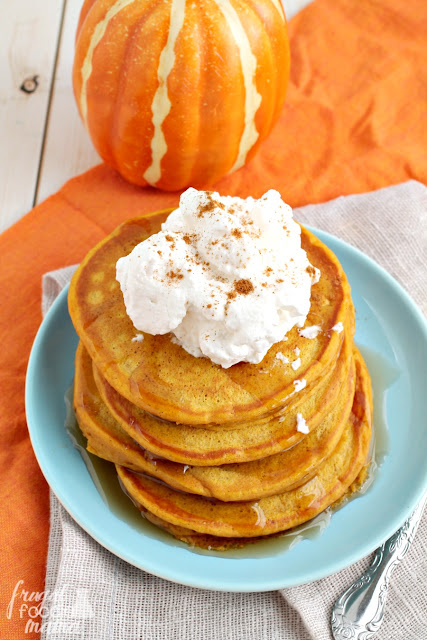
331,494,426,640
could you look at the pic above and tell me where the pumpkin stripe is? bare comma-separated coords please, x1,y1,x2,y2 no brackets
268,0,285,21
143,0,187,186
80,0,139,126
212,0,262,173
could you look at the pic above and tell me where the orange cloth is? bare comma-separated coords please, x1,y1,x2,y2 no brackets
1,0,426,636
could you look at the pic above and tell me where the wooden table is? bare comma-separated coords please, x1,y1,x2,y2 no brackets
0,0,312,233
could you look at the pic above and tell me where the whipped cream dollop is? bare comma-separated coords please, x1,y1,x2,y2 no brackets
116,188,320,368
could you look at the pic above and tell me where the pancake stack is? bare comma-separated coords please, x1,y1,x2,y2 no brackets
69,209,373,550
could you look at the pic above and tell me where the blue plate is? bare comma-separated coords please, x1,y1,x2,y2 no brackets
25,229,427,591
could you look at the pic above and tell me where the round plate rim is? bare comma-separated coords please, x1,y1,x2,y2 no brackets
25,226,427,592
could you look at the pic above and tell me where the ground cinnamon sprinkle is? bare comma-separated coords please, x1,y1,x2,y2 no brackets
232,228,242,238
234,279,254,295
197,203,213,217
197,194,225,217
306,265,316,276
164,234,176,249
167,270,184,280
182,235,191,244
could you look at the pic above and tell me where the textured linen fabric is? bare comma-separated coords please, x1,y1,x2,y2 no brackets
41,181,426,640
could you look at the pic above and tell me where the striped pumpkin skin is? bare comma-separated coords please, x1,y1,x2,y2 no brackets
73,0,290,190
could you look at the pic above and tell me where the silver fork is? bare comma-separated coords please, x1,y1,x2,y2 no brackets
331,493,426,640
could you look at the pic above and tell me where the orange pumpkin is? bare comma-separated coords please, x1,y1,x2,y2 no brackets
73,0,290,191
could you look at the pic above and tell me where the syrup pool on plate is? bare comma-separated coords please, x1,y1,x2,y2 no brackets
64,346,397,558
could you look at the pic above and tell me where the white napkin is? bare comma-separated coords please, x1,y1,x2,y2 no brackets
41,181,427,640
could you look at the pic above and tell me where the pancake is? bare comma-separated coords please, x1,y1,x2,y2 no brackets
90,300,353,435
68,210,353,425
137,464,370,550
92,329,346,432
74,341,151,470
117,351,372,538
91,329,353,465
74,340,357,500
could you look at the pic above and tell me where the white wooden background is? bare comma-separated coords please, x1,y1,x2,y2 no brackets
0,0,313,234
